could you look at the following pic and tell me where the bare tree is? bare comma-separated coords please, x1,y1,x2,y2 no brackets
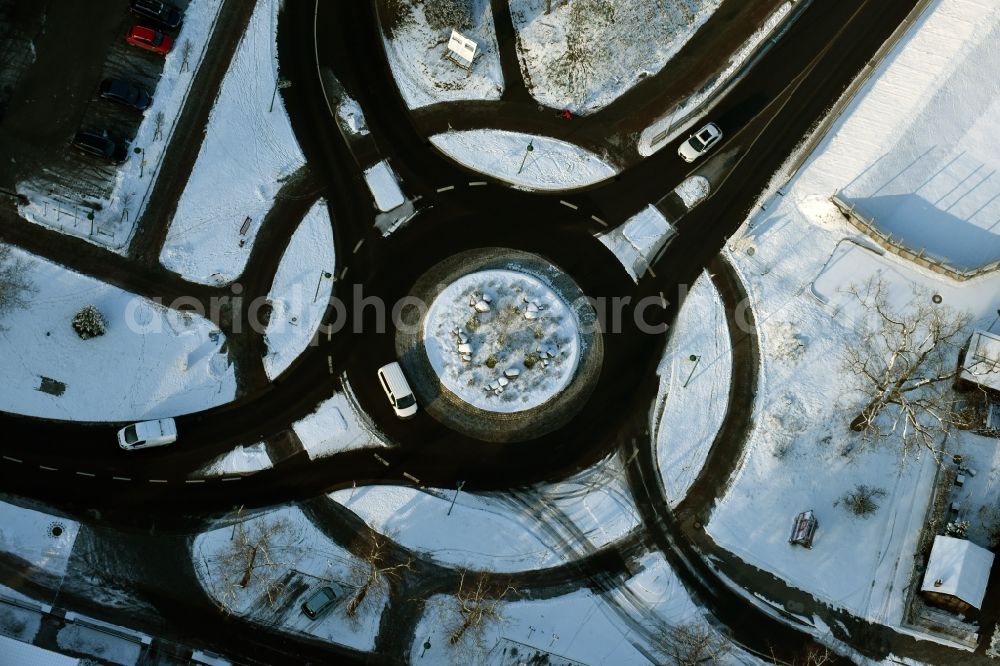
0,246,36,328
207,508,298,614
841,276,972,459
180,39,193,72
346,533,411,617
660,623,731,665
448,571,516,646
153,111,166,142
771,645,835,666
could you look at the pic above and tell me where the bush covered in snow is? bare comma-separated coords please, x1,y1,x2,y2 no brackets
838,484,886,518
72,305,107,340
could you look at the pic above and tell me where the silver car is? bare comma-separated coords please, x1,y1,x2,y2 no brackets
678,122,723,162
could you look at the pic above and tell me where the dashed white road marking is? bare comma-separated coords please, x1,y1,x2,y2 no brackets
222,477,242,482
560,200,578,210
39,465,57,471
2,456,22,463
75,471,95,478
185,479,206,484
591,215,608,227
468,181,487,187
149,479,168,484
373,453,390,467
352,239,364,254
339,266,348,280
113,476,131,481
402,472,420,484
436,185,455,193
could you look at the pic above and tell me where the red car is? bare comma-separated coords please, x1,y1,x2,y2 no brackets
126,25,173,55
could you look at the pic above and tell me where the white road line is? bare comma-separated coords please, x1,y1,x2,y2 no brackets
327,355,334,374
469,181,487,187
185,479,206,484
340,266,348,280
646,266,657,279
75,471,95,478
149,479,168,484
659,291,668,308
222,477,242,482
2,456,22,463
352,239,364,254
591,215,608,227
436,185,455,192
38,465,57,471
113,476,131,481
560,200,578,210
373,453,390,467
402,472,420,483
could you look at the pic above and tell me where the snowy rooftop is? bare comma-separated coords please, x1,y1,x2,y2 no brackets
960,329,1000,393
920,535,994,610
0,634,79,665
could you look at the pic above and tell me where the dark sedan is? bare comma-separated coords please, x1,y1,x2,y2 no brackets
129,0,183,30
71,131,129,164
99,79,152,111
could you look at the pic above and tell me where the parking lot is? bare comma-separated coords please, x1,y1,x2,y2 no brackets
0,0,191,209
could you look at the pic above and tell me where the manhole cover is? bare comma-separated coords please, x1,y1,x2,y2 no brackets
47,522,66,538
932,294,943,304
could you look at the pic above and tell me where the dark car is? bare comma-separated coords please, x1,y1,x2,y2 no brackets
99,79,152,111
129,0,182,30
300,587,337,620
71,131,129,164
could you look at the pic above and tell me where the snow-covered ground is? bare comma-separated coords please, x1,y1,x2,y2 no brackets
707,0,1000,629
160,0,306,285
411,551,729,666
510,0,721,114
0,501,79,582
653,273,732,507
196,442,272,477
430,130,616,191
827,0,1000,272
16,0,223,251
423,270,581,413
0,246,234,421
332,454,639,573
381,0,503,109
638,2,793,156
599,205,677,281
262,200,335,380
363,161,406,212
193,506,383,651
292,388,388,460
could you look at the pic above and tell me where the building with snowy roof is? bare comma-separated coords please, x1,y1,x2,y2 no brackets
957,329,1000,398
920,535,994,615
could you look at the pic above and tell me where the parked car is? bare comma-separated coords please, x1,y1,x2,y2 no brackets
301,587,337,620
129,0,182,30
71,131,129,164
99,79,152,111
678,122,723,163
377,362,418,419
117,418,177,451
126,25,173,55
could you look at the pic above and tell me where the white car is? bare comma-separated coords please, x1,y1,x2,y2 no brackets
678,122,723,162
377,362,418,419
117,418,177,451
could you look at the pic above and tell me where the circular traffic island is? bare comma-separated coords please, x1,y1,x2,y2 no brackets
396,248,603,442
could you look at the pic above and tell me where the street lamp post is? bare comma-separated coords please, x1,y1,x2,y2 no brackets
446,480,466,516
517,140,534,174
314,270,333,302
270,78,292,113
683,354,701,388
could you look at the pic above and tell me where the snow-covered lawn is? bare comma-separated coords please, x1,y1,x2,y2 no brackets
653,272,731,507
16,0,223,251
818,0,1000,272
430,130,616,191
510,0,721,114
263,200,335,380
332,455,639,573
160,0,306,285
0,501,79,581
423,270,581,412
411,552,722,666
599,205,676,281
380,0,503,109
292,388,388,460
193,506,383,651
363,161,406,212
706,0,1000,628
0,246,234,421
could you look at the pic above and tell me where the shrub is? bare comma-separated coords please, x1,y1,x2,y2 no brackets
838,484,886,518
72,305,107,340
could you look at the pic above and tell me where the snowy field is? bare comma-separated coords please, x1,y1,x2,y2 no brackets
653,273,732,507
819,0,1000,271
0,501,79,582
431,130,616,191
331,455,639,573
0,246,234,421
706,0,1000,628
16,0,223,251
423,269,581,413
510,0,721,114
292,388,388,460
411,552,724,666
263,200,336,380
599,205,677,281
160,0,306,285
381,0,503,108
193,506,383,651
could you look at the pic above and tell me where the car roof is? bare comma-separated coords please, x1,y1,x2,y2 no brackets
131,25,156,37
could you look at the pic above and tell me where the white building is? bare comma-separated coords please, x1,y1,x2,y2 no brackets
920,535,994,615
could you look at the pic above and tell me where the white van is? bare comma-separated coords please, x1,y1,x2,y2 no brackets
117,418,177,451
377,362,418,418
